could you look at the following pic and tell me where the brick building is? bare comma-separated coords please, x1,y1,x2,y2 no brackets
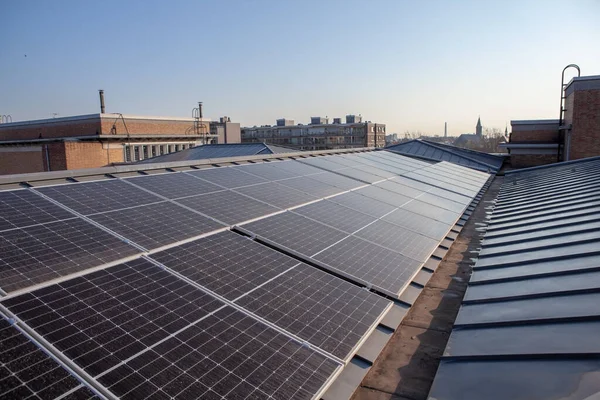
241,114,386,150
0,113,240,175
502,74,600,167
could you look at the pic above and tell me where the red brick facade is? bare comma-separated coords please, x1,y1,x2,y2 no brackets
564,89,600,160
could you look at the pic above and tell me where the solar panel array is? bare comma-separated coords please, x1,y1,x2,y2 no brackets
0,150,489,399
428,157,600,400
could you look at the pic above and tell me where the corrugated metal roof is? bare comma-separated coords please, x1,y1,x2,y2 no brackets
386,139,504,172
137,143,296,164
428,156,600,400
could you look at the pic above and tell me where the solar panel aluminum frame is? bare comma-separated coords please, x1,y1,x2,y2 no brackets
232,225,423,301
0,306,113,400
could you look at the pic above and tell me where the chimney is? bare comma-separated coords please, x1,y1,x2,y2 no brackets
198,102,203,119
444,122,447,137
99,90,105,113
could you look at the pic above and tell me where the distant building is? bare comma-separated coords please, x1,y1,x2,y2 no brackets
454,117,484,148
502,73,600,168
241,114,386,150
0,113,241,175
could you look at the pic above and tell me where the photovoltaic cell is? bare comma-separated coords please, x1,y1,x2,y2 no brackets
296,157,347,171
100,306,339,400
314,235,418,296
0,219,140,293
266,160,325,176
355,185,412,207
150,230,299,300
308,172,364,190
241,211,349,256
236,263,391,360
382,208,451,240
354,220,439,262
2,260,339,400
0,318,100,400
1,258,223,376
401,200,461,224
234,182,318,209
375,180,425,199
238,162,300,181
36,180,162,215
328,191,397,218
89,202,225,250
175,190,280,225
334,168,383,184
126,173,223,199
187,167,268,189
292,200,377,233
418,193,467,214
0,190,75,231
277,176,344,197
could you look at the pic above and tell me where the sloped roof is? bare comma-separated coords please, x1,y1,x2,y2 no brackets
428,156,600,400
386,139,504,172
0,148,491,400
137,142,297,164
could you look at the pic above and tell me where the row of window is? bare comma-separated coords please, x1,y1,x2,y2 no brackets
123,142,196,162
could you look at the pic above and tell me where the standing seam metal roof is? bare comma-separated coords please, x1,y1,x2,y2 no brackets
386,139,504,173
428,156,600,400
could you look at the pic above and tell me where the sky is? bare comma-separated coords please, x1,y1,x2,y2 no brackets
1,0,600,136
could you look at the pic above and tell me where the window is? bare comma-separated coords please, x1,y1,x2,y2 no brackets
124,146,132,162
134,146,140,161
142,145,148,159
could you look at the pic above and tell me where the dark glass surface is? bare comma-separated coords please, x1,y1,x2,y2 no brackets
188,167,268,189
176,190,280,225
241,212,348,256
382,208,451,240
90,202,225,250
150,230,298,300
0,318,100,399
0,219,140,293
126,173,223,199
0,190,75,231
36,180,162,215
277,177,344,198
234,182,318,209
328,191,396,218
292,200,377,233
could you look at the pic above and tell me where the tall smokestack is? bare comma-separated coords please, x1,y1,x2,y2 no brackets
444,122,447,138
99,90,105,114
198,102,203,119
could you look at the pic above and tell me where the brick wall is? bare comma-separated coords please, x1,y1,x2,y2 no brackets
511,154,557,168
0,147,45,175
100,118,202,136
0,118,101,141
510,123,559,143
568,89,600,160
64,142,124,170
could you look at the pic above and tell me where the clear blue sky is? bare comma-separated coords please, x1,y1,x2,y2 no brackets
2,0,599,136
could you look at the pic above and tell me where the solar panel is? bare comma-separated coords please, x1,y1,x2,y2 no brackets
99,306,339,399
0,219,140,293
328,191,397,218
427,186,473,205
292,200,377,233
1,258,223,375
313,235,419,297
2,259,340,400
187,167,268,189
352,164,396,179
354,220,439,262
418,192,467,214
150,230,299,300
235,263,391,360
382,208,452,240
296,156,349,171
0,190,75,231
238,162,300,181
355,185,412,207
402,199,461,225
234,182,318,209
334,168,384,184
125,172,223,199
404,170,478,196
151,230,391,361
240,211,348,256
374,180,425,199
89,202,225,250
175,190,280,225
0,318,100,400
308,171,364,190
36,180,162,215
265,160,325,176
277,176,344,197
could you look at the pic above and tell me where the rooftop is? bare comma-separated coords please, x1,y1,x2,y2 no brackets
0,147,490,399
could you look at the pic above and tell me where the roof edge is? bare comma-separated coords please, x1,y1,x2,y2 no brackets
504,155,600,175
